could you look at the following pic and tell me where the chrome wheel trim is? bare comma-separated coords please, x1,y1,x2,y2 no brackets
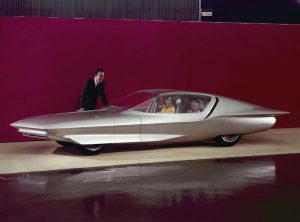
84,144,104,152
221,135,239,143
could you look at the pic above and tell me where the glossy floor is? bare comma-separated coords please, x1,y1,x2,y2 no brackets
1,154,300,221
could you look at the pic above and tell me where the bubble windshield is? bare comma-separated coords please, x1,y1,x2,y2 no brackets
106,91,157,110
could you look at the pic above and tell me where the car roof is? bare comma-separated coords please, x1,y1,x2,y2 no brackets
138,89,216,97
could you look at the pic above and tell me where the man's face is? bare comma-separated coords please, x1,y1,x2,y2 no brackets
190,101,199,111
95,72,104,83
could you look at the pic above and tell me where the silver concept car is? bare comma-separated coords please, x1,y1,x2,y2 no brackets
11,89,289,155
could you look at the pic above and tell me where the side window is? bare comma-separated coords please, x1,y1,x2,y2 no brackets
131,100,151,112
180,95,211,113
131,96,170,113
131,94,212,114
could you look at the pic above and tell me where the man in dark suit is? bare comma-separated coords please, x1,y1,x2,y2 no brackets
78,68,108,111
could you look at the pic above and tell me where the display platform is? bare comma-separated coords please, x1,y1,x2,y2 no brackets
0,128,299,175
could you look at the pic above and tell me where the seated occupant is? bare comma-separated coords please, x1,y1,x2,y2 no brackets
188,99,201,113
160,96,175,113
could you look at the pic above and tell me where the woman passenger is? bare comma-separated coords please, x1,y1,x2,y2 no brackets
160,96,175,113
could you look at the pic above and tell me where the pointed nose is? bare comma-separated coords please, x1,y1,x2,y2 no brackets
10,120,21,128
10,119,28,128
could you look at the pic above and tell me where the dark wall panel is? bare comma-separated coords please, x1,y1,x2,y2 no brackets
201,0,300,23
0,0,200,21
1,0,300,23
0,17,299,142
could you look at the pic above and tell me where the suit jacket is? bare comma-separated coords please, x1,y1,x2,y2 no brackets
80,78,108,110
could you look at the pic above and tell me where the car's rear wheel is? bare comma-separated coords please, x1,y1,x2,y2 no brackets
56,141,74,147
79,144,107,155
215,134,241,147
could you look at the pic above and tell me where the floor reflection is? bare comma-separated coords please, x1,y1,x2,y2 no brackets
1,155,300,222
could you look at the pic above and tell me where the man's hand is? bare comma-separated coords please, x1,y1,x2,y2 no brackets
77,108,85,112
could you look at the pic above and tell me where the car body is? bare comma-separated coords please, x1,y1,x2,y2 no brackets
11,89,289,154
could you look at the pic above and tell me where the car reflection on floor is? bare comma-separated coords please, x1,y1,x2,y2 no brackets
12,159,275,201
2,155,300,221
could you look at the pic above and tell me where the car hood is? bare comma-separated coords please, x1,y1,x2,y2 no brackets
10,108,120,130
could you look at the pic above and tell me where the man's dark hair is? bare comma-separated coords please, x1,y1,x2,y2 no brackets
95,68,104,75
190,98,200,104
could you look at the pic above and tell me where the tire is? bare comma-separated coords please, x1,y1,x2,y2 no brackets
56,141,75,147
215,134,241,147
78,144,107,155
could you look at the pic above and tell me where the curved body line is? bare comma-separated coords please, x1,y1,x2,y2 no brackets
10,89,289,150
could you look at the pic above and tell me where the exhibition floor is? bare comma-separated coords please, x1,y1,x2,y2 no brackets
1,154,300,221
1,128,300,221
0,128,299,174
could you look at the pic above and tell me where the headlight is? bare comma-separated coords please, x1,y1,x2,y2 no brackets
18,128,47,136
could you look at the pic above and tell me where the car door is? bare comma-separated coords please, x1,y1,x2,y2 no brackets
114,110,142,143
139,112,200,143
139,94,216,143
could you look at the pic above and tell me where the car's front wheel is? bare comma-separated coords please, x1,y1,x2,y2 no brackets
215,134,241,147
78,144,107,155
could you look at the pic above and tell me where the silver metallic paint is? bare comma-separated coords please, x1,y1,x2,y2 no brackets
10,90,289,145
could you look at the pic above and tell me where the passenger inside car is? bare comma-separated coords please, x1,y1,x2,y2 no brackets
187,98,201,113
160,96,175,113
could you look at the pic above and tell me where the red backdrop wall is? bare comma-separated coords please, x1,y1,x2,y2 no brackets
0,17,299,142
